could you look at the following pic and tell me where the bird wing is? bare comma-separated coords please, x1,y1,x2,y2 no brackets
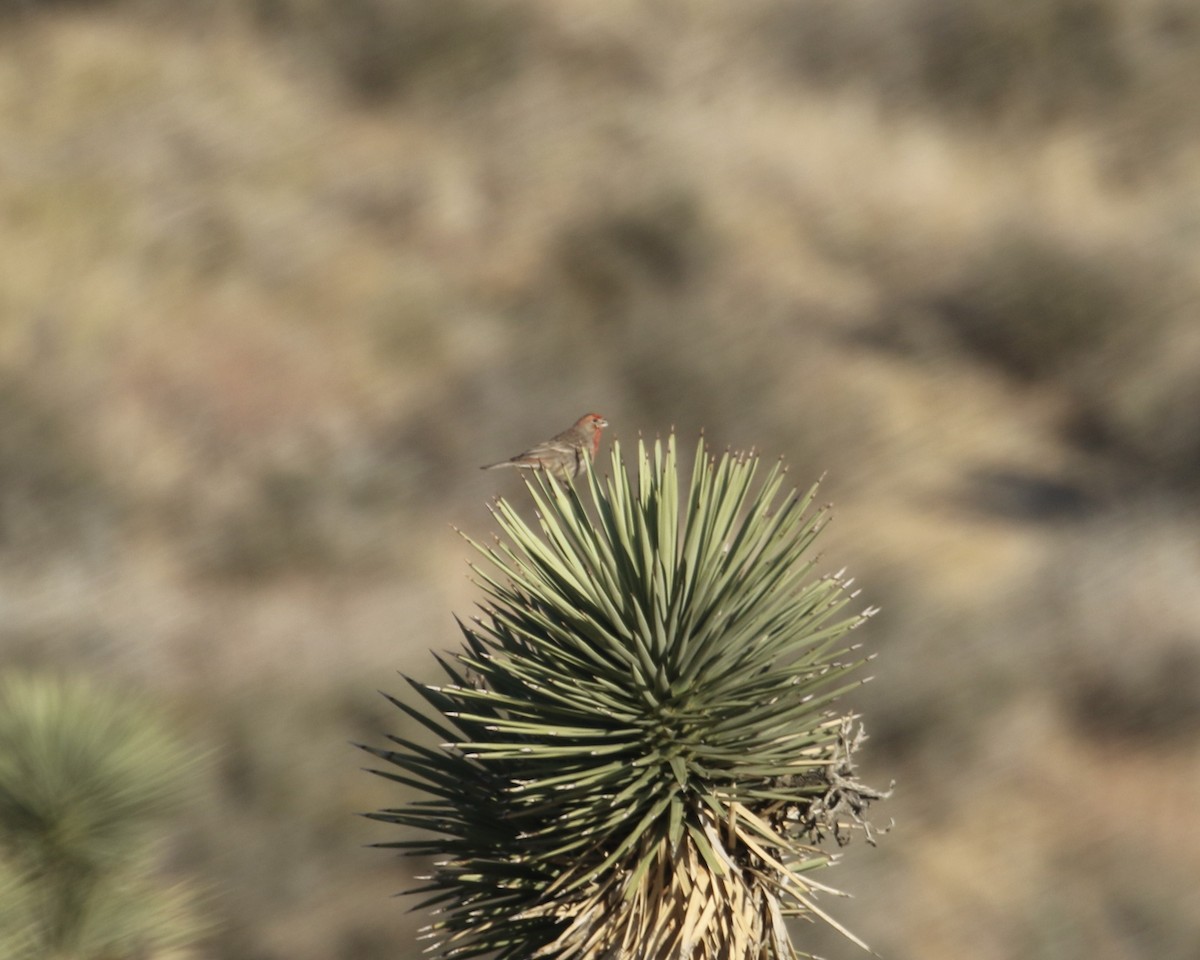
552,422,590,445
481,438,578,470
513,438,578,463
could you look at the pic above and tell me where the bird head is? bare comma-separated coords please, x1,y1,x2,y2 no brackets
576,413,608,454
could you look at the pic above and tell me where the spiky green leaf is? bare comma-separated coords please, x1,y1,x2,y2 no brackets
366,433,889,960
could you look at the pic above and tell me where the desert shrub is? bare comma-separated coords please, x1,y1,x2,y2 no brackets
1070,316,1200,487
542,192,743,422
1018,837,1200,960
554,192,710,323
185,436,414,580
196,462,342,579
759,0,1138,124
482,189,739,444
756,0,910,92
930,228,1136,380
0,377,116,556
257,0,533,104
905,0,1129,121
0,0,115,13
1030,508,1200,741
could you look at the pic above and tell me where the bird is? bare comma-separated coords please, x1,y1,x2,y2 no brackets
481,413,609,481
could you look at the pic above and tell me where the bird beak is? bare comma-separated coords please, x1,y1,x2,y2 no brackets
598,418,609,428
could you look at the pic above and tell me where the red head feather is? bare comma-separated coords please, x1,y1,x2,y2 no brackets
577,413,608,455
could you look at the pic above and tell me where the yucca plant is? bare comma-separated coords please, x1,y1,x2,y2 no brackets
0,673,207,960
365,434,890,960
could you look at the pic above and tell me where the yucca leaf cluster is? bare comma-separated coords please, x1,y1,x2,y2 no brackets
365,435,888,960
0,673,206,960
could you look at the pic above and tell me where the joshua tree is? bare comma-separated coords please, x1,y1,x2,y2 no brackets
365,434,890,960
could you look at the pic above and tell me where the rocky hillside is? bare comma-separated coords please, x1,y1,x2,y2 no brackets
1,2,1198,958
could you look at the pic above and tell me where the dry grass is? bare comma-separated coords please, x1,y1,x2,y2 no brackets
1,2,1198,958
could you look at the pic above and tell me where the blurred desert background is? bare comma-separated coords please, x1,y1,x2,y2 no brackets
2,0,1199,958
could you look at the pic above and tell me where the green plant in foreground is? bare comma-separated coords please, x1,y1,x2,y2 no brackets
365,434,890,959
0,673,206,960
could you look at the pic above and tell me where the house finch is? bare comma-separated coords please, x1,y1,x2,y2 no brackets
481,413,609,481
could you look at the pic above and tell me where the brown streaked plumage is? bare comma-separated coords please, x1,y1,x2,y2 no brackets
481,413,608,481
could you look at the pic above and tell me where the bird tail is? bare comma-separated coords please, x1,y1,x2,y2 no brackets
480,461,515,471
